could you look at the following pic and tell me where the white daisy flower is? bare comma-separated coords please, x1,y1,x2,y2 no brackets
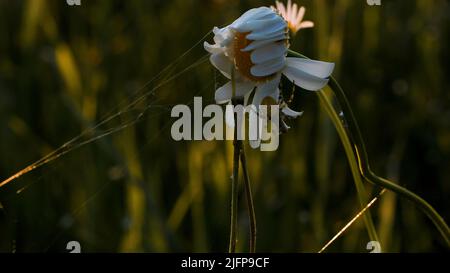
205,6,334,149
204,6,334,110
273,0,314,35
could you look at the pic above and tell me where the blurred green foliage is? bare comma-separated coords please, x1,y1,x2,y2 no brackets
0,0,449,252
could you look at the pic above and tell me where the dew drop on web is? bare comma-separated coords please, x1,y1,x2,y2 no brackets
339,111,348,127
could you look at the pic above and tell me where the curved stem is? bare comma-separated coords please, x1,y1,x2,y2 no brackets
317,89,379,244
288,49,450,247
328,77,450,247
240,144,257,253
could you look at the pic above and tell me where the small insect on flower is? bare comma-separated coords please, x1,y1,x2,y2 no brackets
204,5,334,148
272,0,314,35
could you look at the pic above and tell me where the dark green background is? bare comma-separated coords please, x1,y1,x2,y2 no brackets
0,0,449,252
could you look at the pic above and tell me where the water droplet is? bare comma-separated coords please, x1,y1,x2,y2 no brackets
338,111,348,126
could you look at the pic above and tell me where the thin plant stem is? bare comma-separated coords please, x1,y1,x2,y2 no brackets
288,49,450,247
288,49,450,246
229,131,241,253
328,76,450,247
240,144,257,253
228,66,241,253
317,89,380,245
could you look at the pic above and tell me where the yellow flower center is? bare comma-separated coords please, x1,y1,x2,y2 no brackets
287,22,296,33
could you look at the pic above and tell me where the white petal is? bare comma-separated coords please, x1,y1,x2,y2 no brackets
275,1,286,18
246,28,287,41
250,42,287,64
281,120,291,131
286,57,334,78
246,20,287,41
212,27,225,43
291,4,298,23
287,0,292,21
251,56,285,77
282,106,303,118
242,34,287,51
210,53,232,78
242,15,286,39
233,16,282,33
243,7,274,20
251,76,280,107
299,21,314,29
204,42,222,54
282,65,329,91
232,7,274,29
215,81,255,104
295,7,306,26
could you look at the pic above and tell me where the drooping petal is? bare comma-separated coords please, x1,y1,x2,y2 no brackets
251,56,286,77
246,29,287,42
212,27,225,44
282,57,334,91
214,81,255,104
246,22,287,41
250,42,287,64
282,105,303,118
232,7,275,30
238,14,286,39
280,119,291,132
210,26,234,48
210,53,232,78
204,42,223,54
283,65,329,91
242,34,288,52
233,15,282,33
251,76,280,107
286,57,334,78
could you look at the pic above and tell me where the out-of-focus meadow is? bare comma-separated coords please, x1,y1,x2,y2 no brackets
0,0,449,252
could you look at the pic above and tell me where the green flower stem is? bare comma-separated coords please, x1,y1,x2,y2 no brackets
288,49,450,247
328,77,450,247
240,144,257,253
228,67,241,253
317,89,380,244
229,127,241,253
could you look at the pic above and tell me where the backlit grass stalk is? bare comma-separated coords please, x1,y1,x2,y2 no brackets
288,49,450,247
317,89,380,245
